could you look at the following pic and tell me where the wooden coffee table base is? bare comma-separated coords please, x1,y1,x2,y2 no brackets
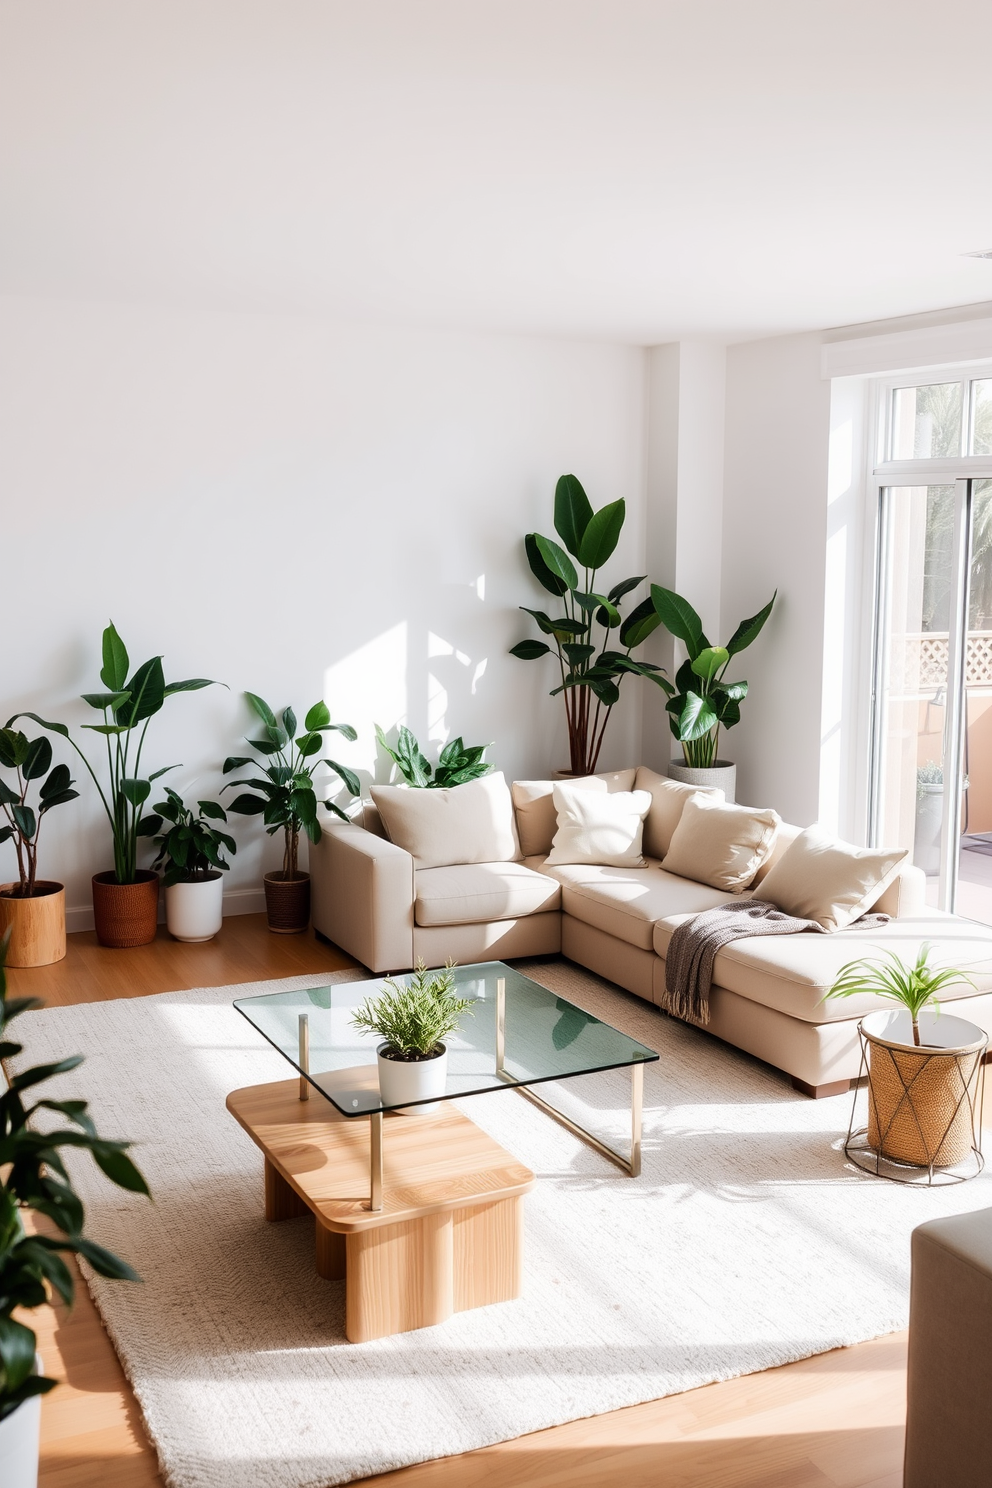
227,1077,535,1343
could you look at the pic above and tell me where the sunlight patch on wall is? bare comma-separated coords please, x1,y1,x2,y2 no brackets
323,622,407,785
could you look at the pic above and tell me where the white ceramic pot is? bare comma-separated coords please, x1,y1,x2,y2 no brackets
164,873,224,942
668,759,736,803
0,1356,43,1488
376,1044,448,1115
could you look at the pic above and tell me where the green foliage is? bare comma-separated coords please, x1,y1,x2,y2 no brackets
374,725,492,789
826,943,974,1047
222,695,360,879
650,587,776,768
351,961,473,1058
0,730,79,897
510,473,672,774
0,929,149,1422
150,789,237,887
9,622,218,885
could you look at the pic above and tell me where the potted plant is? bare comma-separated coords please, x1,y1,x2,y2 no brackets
509,474,670,776
827,945,984,1170
0,930,149,1486
0,728,79,967
13,622,219,948
223,695,360,934
649,585,776,802
150,788,237,943
374,725,492,788
351,960,473,1114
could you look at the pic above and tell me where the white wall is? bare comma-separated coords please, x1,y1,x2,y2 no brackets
0,297,645,927
721,332,831,822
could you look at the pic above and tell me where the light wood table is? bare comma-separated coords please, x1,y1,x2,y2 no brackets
227,1076,535,1343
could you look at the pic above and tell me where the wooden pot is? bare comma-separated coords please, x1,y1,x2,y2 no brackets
263,871,310,934
92,870,159,948
0,881,66,966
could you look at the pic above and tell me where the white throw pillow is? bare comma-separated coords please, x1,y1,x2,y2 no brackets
634,765,724,860
758,825,908,931
661,793,780,893
511,770,636,857
545,783,652,867
370,772,521,869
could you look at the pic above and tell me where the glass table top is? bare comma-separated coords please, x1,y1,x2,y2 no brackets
234,960,658,1117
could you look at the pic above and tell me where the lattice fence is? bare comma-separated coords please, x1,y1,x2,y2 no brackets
905,632,992,690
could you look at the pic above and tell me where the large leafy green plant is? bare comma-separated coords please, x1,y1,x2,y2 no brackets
0,730,79,897
650,587,776,768
0,929,149,1423
222,695,361,880
374,725,492,789
11,622,217,884
510,474,669,775
150,790,237,887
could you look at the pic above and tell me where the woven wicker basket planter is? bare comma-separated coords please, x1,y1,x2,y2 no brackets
92,871,159,948
263,871,310,934
847,1009,987,1180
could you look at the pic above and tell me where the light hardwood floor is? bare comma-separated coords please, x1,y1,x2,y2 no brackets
11,916,908,1488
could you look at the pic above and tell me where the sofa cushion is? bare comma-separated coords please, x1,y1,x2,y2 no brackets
511,770,637,857
651,911,992,1023
371,772,521,869
414,861,561,927
757,825,908,931
634,766,724,860
662,794,780,892
539,860,738,951
546,783,652,867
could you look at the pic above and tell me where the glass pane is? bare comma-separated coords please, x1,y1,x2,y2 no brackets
875,486,954,883
958,479,992,925
234,961,657,1116
891,383,963,460
971,380,992,456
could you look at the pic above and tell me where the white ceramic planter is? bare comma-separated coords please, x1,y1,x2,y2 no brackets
164,873,224,942
668,759,736,803
0,1357,43,1488
376,1044,448,1115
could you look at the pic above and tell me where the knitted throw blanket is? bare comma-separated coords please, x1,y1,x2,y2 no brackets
661,899,891,1026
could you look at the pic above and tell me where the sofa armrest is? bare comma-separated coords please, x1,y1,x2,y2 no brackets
870,861,927,918
309,822,415,974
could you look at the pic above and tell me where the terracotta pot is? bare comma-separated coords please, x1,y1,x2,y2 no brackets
91,870,159,948
0,881,66,966
263,871,310,934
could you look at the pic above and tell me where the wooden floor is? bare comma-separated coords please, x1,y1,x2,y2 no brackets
12,916,908,1488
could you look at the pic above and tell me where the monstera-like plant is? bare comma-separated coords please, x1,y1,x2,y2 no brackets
510,475,669,775
650,586,776,768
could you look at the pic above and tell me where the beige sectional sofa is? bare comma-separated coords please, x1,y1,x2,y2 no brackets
309,766,992,1098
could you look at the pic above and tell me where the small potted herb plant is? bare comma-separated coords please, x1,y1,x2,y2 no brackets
0,930,149,1487
374,725,492,788
151,789,237,943
351,961,473,1113
0,727,79,966
223,694,360,934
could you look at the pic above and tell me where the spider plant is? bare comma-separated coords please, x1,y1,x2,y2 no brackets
826,943,974,1046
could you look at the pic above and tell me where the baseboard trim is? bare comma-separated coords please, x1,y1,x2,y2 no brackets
65,885,267,936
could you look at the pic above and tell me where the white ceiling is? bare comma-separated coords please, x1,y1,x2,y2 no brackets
4,1,992,344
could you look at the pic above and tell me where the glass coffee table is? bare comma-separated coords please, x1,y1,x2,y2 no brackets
234,960,658,1211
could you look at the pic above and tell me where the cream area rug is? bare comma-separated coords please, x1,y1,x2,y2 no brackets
12,959,992,1488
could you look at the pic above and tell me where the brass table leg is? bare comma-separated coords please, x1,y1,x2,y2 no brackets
298,1012,310,1101
369,1111,383,1212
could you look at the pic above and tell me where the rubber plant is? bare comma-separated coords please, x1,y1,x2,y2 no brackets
0,928,149,1424
650,586,776,769
11,622,218,884
0,728,79,898
374,725,492,789
222,695,361,879
509,474,670,775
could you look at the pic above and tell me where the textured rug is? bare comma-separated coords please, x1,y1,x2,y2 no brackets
12,959,992,1488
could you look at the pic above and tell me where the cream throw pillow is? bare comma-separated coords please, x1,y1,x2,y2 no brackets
758,825,908,931
370,772,521,869
546,783,652,867
511,770,637,857
634,765,724,860
662,793,780,892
